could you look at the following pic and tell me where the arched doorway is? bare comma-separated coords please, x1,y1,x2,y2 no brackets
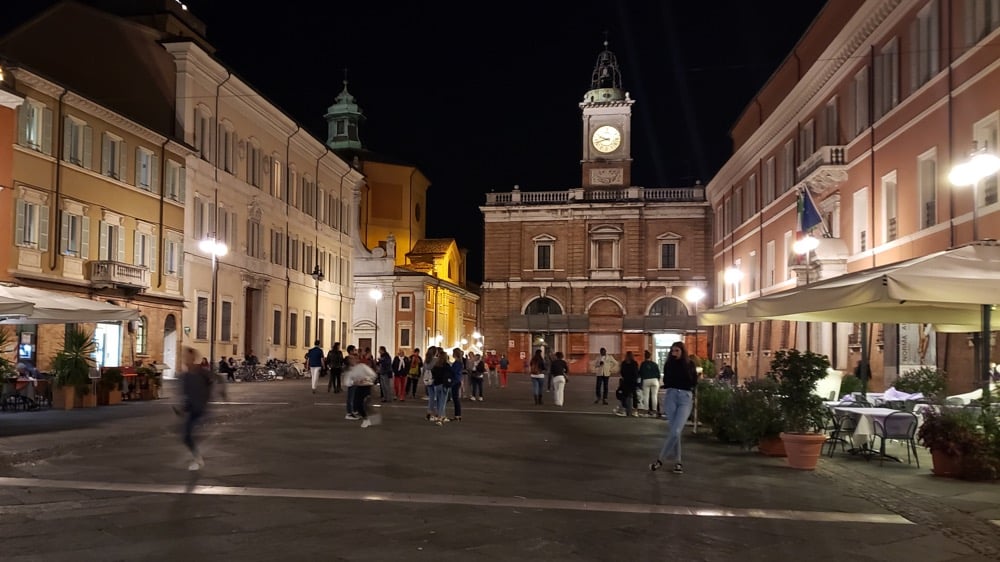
162,314,178,379
649,297,690,365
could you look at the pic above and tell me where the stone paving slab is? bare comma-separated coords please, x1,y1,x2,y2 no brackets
2,375,1000,560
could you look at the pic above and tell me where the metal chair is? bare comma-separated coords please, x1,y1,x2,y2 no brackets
823,407,857,457
872,412,920,467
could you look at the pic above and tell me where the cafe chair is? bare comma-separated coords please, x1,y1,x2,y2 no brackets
872,411,920,468
823,408,857,457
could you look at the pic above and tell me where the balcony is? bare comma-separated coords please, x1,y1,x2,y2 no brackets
484,185,706,205
89,261,150,291
796,145,848,192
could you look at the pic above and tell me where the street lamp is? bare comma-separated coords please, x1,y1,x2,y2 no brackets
949,143,1000,242
685,287,706,358
311,265,324,343
949,144,1000,392
198,236,228,371
369,287,383,354
793,234,820,351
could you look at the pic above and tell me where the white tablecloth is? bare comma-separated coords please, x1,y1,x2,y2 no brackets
832,406,900,448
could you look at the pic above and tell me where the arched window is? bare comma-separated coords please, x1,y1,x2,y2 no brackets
649,297,688,317
135,316,148,355
525,297,563,315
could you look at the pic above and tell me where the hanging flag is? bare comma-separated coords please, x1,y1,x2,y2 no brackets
797,188,823,233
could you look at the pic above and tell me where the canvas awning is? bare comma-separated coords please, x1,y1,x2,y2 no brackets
698,301,752,326
745,243,1000,329
0,296,34,318
0,285,139,324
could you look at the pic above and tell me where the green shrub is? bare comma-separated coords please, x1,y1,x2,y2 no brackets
715,378,784,449
768,349,829,434
894,366,946,397
695,379,733,431
839,375,863,399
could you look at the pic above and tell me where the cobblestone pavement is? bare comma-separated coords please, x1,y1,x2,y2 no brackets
1,375,999,561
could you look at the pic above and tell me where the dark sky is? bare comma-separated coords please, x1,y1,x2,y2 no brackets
5,0,828,283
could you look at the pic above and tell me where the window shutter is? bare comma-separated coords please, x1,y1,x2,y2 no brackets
38,205,49,251
178,244,184,278
134,147,142,186
193,198,203,239
82,125,93,169
102,134,111,175
909,21,918,93
41,107,53,155
134,232,142,266
178,167,186,201
151,154,160,193
118,141,127,182
14,200,25,246
150,235,157,273
62,117,72,161
99,220,108,260
117,227,126,262
60,212,70,253
16,104,29,147
81,217,90,259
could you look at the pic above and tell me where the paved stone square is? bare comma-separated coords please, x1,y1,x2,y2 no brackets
2,375,1000,561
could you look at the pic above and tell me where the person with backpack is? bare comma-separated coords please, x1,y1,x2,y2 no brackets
406,348,423,399
326,342,344,393
470,353,486,401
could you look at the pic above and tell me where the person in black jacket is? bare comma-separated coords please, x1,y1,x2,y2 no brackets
650,341,697,475
326,342,344,393
616,351,640,417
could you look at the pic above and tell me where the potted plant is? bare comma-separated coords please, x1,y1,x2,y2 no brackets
917,408,1000,479
136,365,159,399
98,367,124,406
770,349,830,470
52,329,98,409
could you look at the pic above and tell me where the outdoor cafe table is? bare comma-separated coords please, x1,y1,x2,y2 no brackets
831,406,901,450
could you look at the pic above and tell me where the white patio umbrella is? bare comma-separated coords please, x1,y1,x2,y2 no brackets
0,285,138,324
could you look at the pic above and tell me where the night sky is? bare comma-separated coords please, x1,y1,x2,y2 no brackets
4,0,828,283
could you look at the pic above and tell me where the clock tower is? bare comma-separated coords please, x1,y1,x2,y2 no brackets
580,40,633,188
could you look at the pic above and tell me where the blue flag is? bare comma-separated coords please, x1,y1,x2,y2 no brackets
797,188,823,233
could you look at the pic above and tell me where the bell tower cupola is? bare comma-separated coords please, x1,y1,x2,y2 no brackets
325,70,365,151
579,39,634,188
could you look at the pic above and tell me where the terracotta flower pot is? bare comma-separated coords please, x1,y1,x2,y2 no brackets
780,432,827,470
758,436,787,457
930,449,963,478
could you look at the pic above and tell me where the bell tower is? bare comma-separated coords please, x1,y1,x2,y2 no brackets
580,40,633,188
325,70,365,151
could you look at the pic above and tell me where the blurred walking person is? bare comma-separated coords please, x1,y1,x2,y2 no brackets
306,339,325,394
344,353,378,428
498,354,510,388
650,342,697,474
178,346,213,471
326,342,344,393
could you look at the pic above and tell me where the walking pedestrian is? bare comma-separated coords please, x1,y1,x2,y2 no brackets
392,349,409,400
377,346,393,402
406,348,423,399
344,345,359,419
617,351,640,417
498,353,510,388
485,352,499,389
639,350,662,417
550,351,569,406
429,347,451,425
650,342,697,474
529,349,546,405
470,353,485,401
344,353,378,428
306,339,325,394
446,347,466,421
177,346,213,471
326,342,344,393
592,347,618,405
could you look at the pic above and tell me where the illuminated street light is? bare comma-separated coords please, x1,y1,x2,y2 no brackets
199,236,228,371
949,144,1000,241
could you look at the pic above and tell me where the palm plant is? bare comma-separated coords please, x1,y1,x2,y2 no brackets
52,329,97,395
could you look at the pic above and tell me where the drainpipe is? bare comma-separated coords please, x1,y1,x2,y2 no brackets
156,137,169,288
48,87,68,271
281,125,300,362
408,167,416,256
335,162,351,344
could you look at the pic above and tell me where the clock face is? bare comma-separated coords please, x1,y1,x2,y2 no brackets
592,125,622,153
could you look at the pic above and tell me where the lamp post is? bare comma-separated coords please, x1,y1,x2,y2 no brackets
949,144,1000,393
198,236,228,371
311,265,324,343
793,233,820,351
369,287,383,354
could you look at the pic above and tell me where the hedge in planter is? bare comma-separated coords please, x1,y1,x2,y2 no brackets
918,408,1000,480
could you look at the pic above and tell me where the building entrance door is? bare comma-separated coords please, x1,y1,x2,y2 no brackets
653,332,683,367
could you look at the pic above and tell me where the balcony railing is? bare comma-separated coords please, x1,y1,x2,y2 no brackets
89,260,150,291
484,185,706,205
796,145,847,189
